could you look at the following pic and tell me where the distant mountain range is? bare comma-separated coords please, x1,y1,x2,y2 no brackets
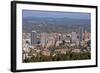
22,17,91,33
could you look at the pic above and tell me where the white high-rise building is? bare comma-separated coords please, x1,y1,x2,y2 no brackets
40,33,48,47
71,32,77,43
71,32,79,46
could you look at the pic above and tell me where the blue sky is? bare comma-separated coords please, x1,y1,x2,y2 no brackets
22,10,90,19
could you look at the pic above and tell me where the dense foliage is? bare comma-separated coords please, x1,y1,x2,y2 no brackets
23,52,91,63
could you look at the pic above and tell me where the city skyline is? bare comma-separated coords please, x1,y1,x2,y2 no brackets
22,10,91,63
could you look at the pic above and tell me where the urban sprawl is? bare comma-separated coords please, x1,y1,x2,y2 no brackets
22,28,91,62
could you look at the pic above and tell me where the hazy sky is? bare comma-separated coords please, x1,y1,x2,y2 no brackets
22,10,91,19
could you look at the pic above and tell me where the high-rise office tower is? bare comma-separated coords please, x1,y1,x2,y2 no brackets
40,33,48,47
31,30,37,45
71,32,77,43
71,31,80,46
79,27,84,42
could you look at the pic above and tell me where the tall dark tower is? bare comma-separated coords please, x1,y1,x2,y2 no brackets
79,27,84,42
